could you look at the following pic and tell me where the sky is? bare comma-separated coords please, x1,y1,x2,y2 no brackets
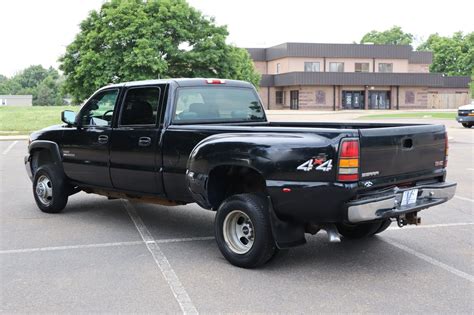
0,0,473,77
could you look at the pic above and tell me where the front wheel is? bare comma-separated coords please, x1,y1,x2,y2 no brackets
215,194,277,268
461,123,472,128
33,164,69,213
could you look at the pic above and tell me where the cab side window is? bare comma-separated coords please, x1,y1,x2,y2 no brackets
80,89,119,127
120,87,161,126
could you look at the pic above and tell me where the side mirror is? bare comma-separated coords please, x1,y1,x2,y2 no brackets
61,110,76,126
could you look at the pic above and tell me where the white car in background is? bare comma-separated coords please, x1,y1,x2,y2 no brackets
456,102,474,128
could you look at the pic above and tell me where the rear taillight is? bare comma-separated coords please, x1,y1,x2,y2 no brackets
338,138,360,182
444,131,448,168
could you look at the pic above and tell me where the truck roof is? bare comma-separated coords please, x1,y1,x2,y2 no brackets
104,78,253,89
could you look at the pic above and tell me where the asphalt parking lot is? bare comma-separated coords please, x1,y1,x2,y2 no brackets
1,118,473,313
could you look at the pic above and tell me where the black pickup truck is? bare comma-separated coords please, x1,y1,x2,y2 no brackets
25,78,456,268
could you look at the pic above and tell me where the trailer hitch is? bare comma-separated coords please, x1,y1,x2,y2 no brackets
397,212,421,227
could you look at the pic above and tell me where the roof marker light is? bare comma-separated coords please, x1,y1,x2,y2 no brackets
206,79,226,84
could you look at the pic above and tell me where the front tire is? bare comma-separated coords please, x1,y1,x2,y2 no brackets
33,164,69,213
462,123,472,128
215,194,277,268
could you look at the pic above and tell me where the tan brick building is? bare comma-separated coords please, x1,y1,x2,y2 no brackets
247,43,471,110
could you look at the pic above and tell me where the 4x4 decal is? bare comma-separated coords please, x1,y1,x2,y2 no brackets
297,154,333,172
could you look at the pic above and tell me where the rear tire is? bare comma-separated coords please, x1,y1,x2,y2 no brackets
215,193,277,268
336,221,382,239
371,219,392,235
33,164,68,213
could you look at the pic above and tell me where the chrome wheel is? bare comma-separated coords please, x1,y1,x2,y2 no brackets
223,210,255,254
35,175,53,206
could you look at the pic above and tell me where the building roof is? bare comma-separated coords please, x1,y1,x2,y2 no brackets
260,72,471,88
247,43,432,64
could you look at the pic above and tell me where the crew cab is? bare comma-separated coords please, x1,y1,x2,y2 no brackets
25,78,456,268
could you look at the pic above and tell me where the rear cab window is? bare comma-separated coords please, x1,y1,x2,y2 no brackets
173,87,265,124
119,87,161,126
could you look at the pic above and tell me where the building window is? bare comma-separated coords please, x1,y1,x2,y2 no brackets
405,91,415,104
378,63,393,73
304,62,320,72
355,63,370,72
329,62,344,72
315,90,326,104
276,91,285,104
290,90,299,110
276,63,281,74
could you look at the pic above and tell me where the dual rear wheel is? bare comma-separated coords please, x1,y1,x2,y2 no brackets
336,219,392,239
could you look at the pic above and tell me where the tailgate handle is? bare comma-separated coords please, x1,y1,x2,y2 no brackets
402,138,413,150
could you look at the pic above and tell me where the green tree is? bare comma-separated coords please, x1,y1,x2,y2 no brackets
35,75,64,106
418,32,474,77
0,66,65,105
0,77,22,95
360,26,414,45
59,0,260,103
16,65,50,89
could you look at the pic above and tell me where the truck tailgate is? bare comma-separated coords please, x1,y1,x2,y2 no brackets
359,125,446,179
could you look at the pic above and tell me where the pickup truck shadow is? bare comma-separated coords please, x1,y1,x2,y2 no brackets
65,194,406,272
127,203,408,274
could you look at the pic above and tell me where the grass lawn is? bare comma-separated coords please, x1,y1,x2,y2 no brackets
0,105,80,135
358,112,456,120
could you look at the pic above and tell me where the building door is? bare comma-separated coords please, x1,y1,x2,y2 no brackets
369,91,391,109
290,90,299,110
342,91,364,109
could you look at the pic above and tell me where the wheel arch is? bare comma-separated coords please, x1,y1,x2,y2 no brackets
207,164,267,210
186,134,275,210
29,141,64,176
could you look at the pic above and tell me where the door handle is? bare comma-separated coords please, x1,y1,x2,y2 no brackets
138,137,152,147
98,135,109,144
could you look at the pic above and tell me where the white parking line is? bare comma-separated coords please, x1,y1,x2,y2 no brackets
122,201,198,315
2,141,18,155
156,236,214,244
0,240,143,254
454,195,474,203
0,237,215,255
387,222,474,231
467,168,474,171
382,238,474,283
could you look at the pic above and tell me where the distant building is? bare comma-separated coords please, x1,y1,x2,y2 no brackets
0,95,33,106
247,43,471,110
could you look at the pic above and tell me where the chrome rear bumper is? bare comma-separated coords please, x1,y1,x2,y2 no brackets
347,182,457,223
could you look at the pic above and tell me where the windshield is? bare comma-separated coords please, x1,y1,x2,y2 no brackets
173,87,265,123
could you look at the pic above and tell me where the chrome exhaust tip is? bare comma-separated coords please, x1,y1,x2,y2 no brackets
324,224,341,243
